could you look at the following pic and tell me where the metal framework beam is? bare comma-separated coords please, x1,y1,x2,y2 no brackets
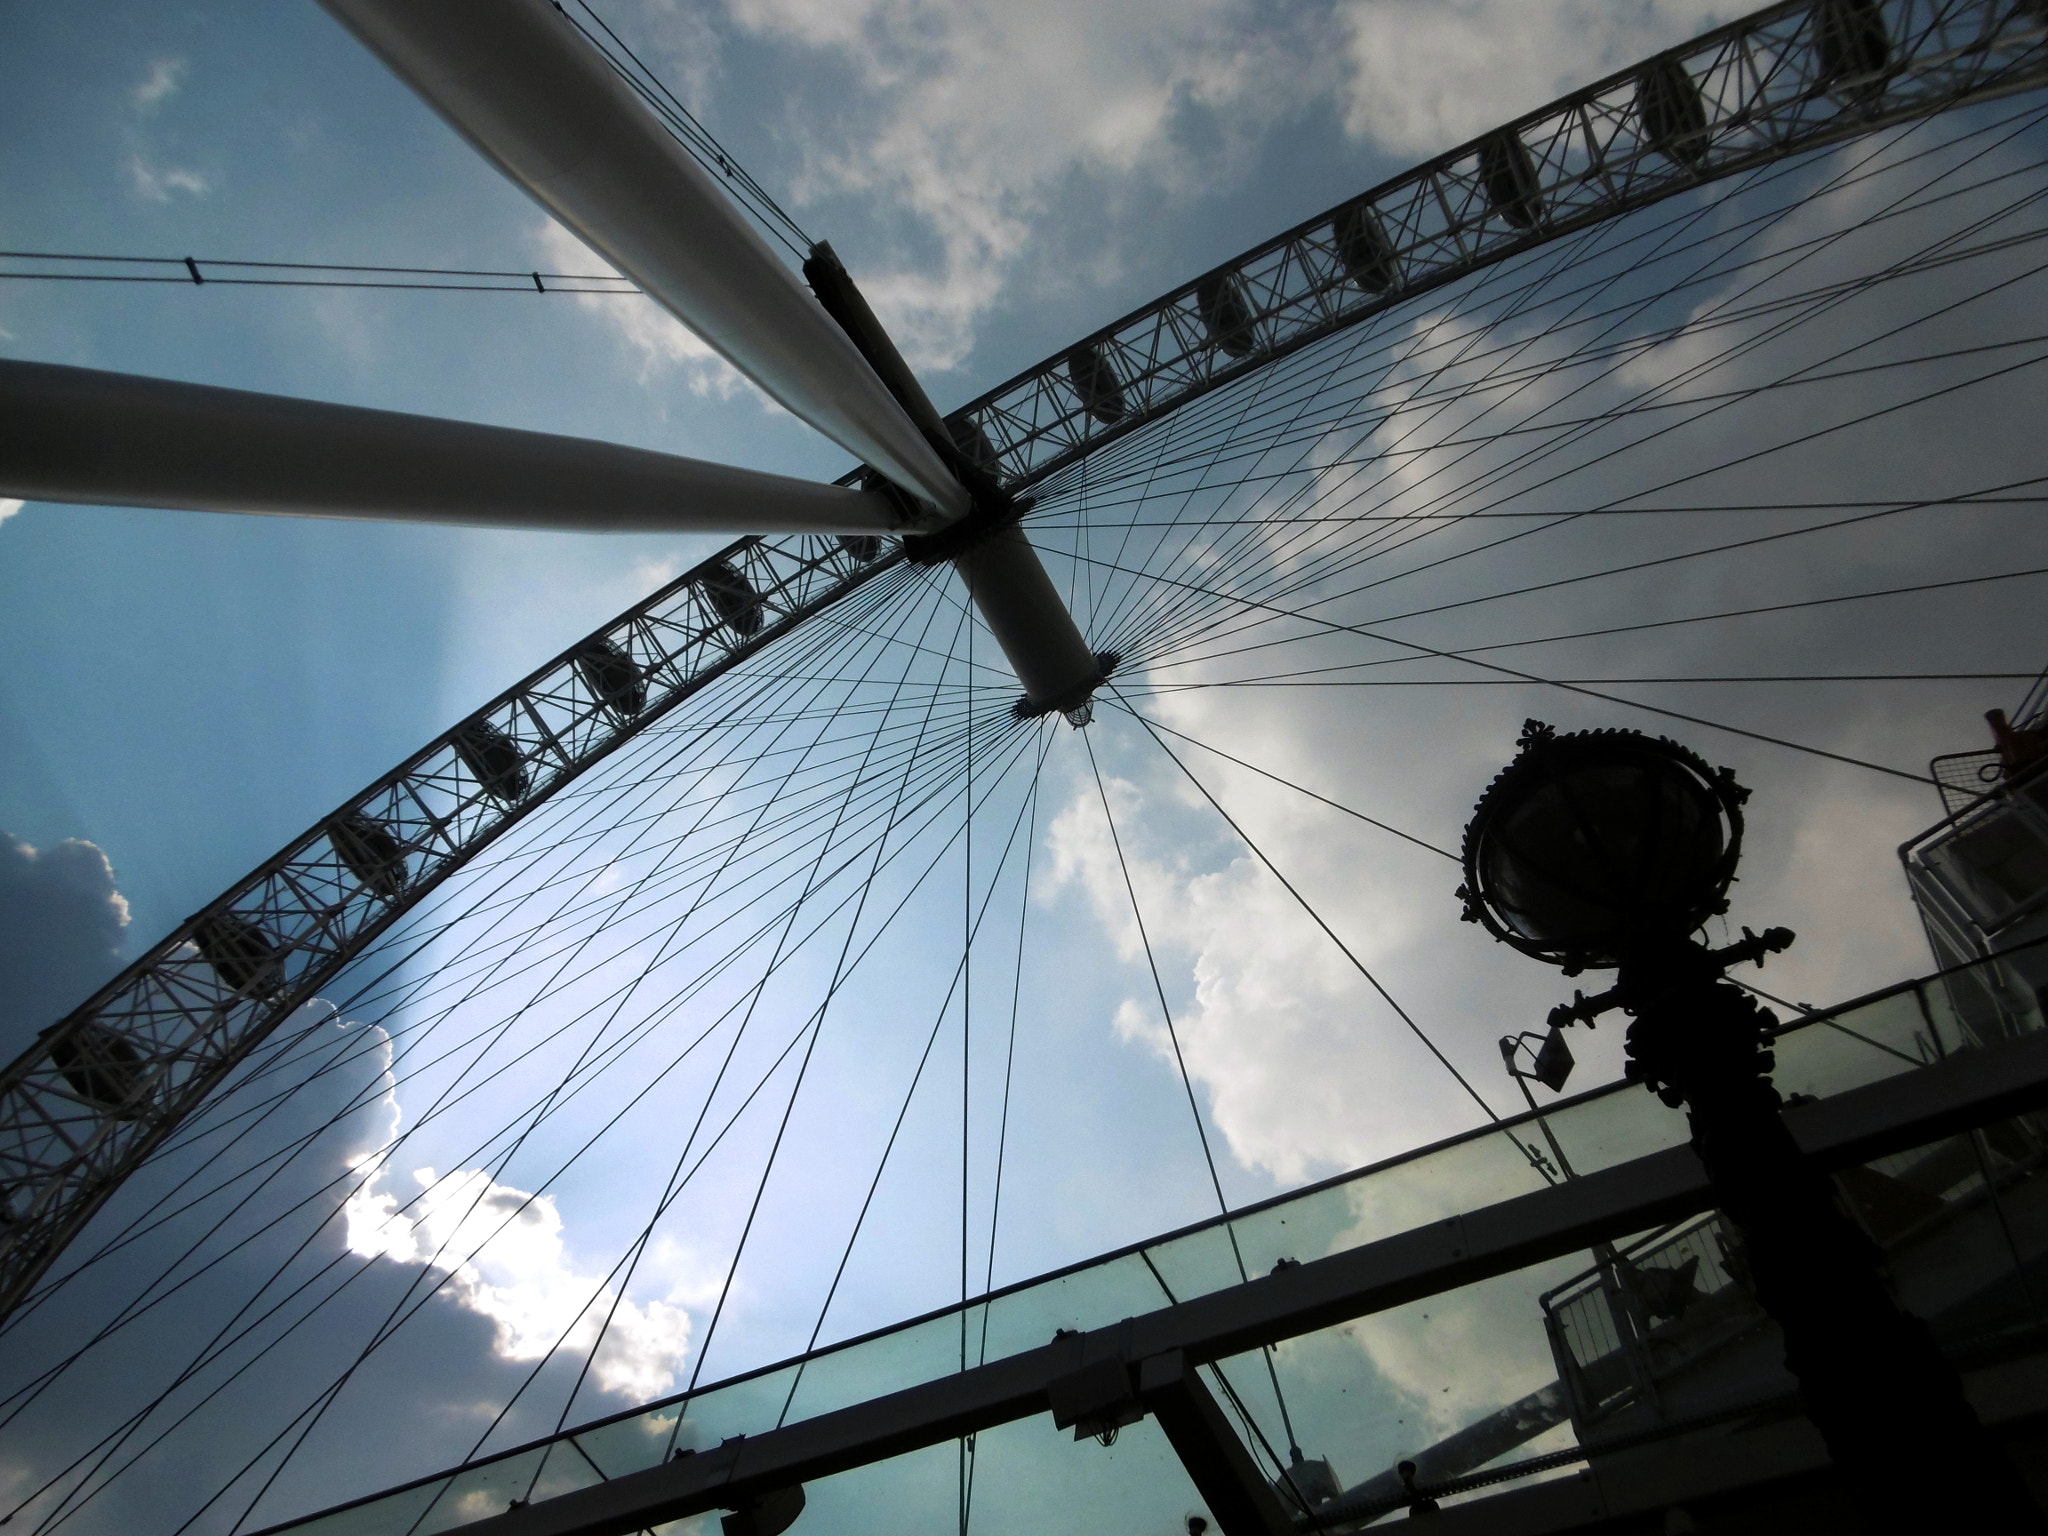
247,1024,2048,1536
0,360,920,535
942,0,2048,494
0,536,906,1319
317,0,969,520
1138,1351,1298,1536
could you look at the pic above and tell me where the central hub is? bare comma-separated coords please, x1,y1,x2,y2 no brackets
808,243,1105,721
905,508,1106,724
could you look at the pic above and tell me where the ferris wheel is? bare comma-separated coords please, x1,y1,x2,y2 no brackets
5,1,2048,1533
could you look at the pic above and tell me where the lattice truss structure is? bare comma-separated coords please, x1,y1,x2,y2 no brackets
4,0,2048,1336
956,0,2048,490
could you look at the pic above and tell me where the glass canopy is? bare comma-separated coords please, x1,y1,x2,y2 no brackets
253,943,2046,1536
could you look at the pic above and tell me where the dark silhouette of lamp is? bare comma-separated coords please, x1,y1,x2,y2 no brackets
1458,720,1745,975
1459,721,2044,1534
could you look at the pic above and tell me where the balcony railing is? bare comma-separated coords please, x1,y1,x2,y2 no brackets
1903,764,2048,1049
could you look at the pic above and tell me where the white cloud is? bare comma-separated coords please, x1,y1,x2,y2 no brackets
652,0,1739,377
721,0,1340,372
529,219,763,403
1,832,132,1050
1332,1278,1580,1451
0,499,22,526
489,0,1748,400
344,1143,707,1401
127,155,211,203
122,56,212,203
304,288,384,374
131,56,186,113
1336,0,1729,157
626,0,728,119
1044,760,1482,1184
1041,754,1586,1437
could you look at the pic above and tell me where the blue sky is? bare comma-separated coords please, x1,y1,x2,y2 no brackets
6,0,2048,1531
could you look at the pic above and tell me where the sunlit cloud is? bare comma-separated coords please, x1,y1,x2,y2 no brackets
345,1163,697,1401
1336,0,1729,156
126,154,211,202
336,1016,702,1403
1045,765,1475,1183
529,219,766,404
721,0,1340,372
123,56,209,201
672,0,1738,377
0,831,131,1049
1033,129,2048,1187
131,56,186,113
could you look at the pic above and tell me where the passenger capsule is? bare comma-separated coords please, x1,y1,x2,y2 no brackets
43,1019,148,1119
575,637,647,720
836,535,882,565
1065,343,1127,426
1636,58,1709,168
1195,272,1257,359
1334,202,1398,294
454,719,530,803
948,415,999,473
698,559,765,638
1815,0,1889,93
195,912,285,998
1479,131,1543,231
328,812,408,899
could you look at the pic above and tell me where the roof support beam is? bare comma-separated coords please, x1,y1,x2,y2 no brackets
0,360,913,535
1138,1351,1298,1536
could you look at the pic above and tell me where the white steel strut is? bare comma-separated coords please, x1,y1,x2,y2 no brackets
0,360,924,536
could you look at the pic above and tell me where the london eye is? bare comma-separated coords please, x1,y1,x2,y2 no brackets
4,2,2048,1532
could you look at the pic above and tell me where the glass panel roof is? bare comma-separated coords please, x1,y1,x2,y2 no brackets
253,948,2022,1536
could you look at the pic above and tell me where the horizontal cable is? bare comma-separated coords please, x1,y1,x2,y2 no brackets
0,251,637,294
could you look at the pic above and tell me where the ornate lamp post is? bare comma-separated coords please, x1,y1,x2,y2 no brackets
1459,722,2042,1532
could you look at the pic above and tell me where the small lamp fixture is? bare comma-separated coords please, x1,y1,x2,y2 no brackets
1457,720,1748,974
1500,1025,1575,1093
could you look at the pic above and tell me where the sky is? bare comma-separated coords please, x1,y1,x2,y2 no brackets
4,1,2048,1533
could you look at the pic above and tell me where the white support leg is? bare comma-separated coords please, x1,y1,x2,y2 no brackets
0,360,911,536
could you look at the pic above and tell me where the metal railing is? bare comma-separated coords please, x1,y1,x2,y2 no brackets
1543,1214,1762,1427
1933,748,2008,818
1902,761,2048,1042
